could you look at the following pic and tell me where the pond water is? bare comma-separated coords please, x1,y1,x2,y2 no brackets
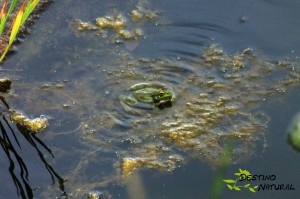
1,0,300,198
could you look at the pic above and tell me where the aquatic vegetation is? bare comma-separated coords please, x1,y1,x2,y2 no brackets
73,19,98,31
72,2,159,42
86,190,106,199
209,142,233,199
11,36,300,197
104,44,298,169
95,14,126,30
0,0,41,62
76,13,144,41
19,43,300,187
117,28,143,40
10,110,48,132
120,146,184,176
122,158,143,176
286,113,300,152
130,6,158,22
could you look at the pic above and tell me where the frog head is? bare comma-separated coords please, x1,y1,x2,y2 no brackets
157,89,173,103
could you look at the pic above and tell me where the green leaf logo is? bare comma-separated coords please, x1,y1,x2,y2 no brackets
223,168,258,192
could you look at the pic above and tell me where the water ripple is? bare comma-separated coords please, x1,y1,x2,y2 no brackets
157,21,228,58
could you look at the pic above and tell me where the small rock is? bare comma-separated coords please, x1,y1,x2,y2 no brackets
240,16,248,23
0,78,12,92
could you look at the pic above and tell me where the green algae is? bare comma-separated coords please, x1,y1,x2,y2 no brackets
71,0,160,44
16,44,300,197
11,40,300,197
10,109,48,132
57,44,299,183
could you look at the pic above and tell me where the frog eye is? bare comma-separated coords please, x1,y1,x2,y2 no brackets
159,91,164,96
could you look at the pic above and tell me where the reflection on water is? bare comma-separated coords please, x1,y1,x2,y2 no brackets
0,96,65,198
125,173,148,199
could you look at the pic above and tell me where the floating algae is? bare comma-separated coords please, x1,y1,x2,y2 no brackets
96,14,127,30
72,1,160,43
120,144,184,176
10,110,48,133
107,44,297,172
73,13,143,41
73,20,99,31
86,190,108,199
11,40,300,198
130,2,159,22
53,44,299,192
25,44,300,197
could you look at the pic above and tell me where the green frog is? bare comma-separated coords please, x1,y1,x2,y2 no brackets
119,82,175,114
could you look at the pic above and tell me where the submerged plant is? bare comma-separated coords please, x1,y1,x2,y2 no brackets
0,0,40,63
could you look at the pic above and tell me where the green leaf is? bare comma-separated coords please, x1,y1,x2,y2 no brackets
0,1,8,36
249,188,256,192
223,179,236,183
244,184,250,187
233,186,241,191
239,168,251,176
227,184,233,190
22,0,40,25
234,172,240,176
7,0,18,17
253,185,258,189
9,8,24,44
0,0,39,62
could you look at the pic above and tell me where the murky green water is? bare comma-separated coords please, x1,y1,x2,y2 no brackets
1,0,300,198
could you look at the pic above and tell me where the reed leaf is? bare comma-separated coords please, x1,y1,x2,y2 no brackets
22,0,40,25
0,0,40,63
9,3,26,44
0,1,8,36
0,0,28,62
0,0,18,35
7,0,18,17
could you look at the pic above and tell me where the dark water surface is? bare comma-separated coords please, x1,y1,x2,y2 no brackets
1,0,300,198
